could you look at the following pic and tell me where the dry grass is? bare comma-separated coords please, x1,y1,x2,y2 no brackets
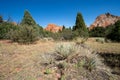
86,38,120,54
0,40,55,80
0,39,120,80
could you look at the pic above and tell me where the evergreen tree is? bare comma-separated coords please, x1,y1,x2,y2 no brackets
63,25,65,30
21,10,36,26
106,20,120,42
73,12,88,37
69,26,72,30
0,16,3,23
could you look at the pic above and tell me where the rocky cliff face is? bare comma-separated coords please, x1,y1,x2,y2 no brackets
89,13,120,30
45,24,63,33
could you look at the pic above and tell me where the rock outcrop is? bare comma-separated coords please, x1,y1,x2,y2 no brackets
89,13,120,30
45,24,63,33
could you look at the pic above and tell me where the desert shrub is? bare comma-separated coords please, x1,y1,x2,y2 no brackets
84,58,96,71
57,62,68,70
96,38,105,43
60,29,76,40
39,53,55,65
76,57,96,71
38,28,77,41
44,68,52,74
0,22,18,39
55,43,77,60
41,30,53,38
41,29,76,41
8,25,39,44
38,30,55,40
74,29,89,37
55,43,100,72
50,33,61,40
75,58,86,68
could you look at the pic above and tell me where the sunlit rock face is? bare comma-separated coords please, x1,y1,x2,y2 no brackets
45,24,63,33
89,13,120,30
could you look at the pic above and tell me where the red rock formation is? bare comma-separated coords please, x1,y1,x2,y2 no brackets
45,24,63,33
89,13,120,30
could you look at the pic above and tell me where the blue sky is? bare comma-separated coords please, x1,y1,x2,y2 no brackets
0,0,120,27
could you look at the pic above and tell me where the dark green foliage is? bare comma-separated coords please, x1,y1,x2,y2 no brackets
60,29,76,40
39,28,76,41
8,25,39,44
49,28,77,41
38,30,53,38
73,12,88,37
62,25,65,30
105,25,115,36
106,20,120,42
0,22,18,39
41,31,61,40
89,27,106,37
73,12,86,30
0,16,3,23
21,10,36,26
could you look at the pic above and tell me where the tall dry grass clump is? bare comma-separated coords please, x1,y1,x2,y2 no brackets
55,42,102,71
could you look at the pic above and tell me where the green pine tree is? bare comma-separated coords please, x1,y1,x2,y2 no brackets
63,25,65,30
21,10,36,26
73,12,88,37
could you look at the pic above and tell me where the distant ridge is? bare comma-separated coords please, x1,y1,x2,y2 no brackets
89,13,120,30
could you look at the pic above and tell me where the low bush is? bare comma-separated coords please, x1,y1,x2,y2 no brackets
76,57,96,71
60,29,76,40
55,43,77,60
55,42,102,73
0,22,18,39
84,58,96,71
96,38,105,43
8,25,39,44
